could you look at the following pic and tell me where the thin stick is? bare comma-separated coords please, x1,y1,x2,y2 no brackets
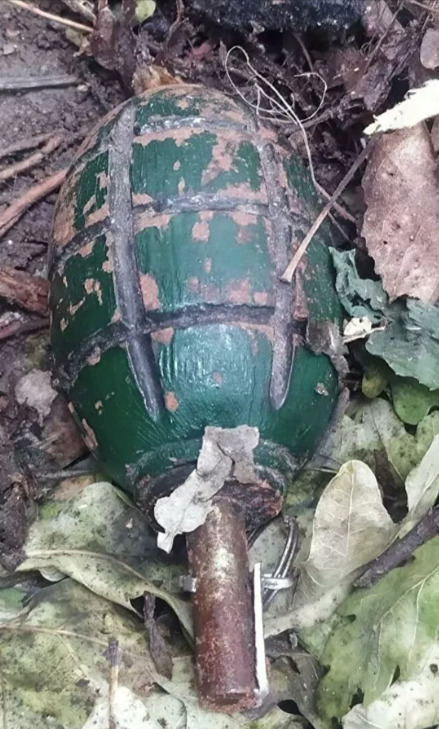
0,75,77,91
0,136,63,183
281,143,372,283
0,133,54,161
355,505,439,588
0,268,49,315
0,169,67,239
6,0,93,33
0,317,49,341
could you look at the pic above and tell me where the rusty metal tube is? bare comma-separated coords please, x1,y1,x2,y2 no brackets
186,499,257,711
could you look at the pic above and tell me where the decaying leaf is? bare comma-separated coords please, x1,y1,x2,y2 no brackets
317,537,439,726
15,369,57,424
332,249,439,390
365,81,439,133
366,299,439,390
268,426,439,641
391,377,439,425
0,577,298,728
330,248,391,324
343,642,439,729
323,397,439,484
362,124,439,303
0,579,160,728
285,397,439,512
400,433,439,535
17,480,192,635
302,461,395,591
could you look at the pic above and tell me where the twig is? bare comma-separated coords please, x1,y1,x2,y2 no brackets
0,268,49,315
0,75,77,91
0,663,6,729
315,182,356,224
281,143,372,282
107,639,119,729
0,133,54,161
355,505,439,588
0,136,63,184
0,169,67,239
6,0,93,33
0,317,49,341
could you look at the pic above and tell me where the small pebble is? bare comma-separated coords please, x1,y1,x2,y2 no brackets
420,26,439,69
2,43,15,55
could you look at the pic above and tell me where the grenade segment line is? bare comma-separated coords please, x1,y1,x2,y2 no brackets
108,104,164,418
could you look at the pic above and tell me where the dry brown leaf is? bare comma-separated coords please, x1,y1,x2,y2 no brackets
361,123,439,303
132,65,184,94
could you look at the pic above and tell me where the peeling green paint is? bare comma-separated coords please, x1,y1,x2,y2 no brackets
134,212,274,312
51,234,116,361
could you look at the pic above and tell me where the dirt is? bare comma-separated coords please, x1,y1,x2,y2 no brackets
0,0,124,564
0,0,427,564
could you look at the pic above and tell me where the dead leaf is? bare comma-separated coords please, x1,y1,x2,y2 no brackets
143,595,173,679
90,0,137,90
15,370,57,424
365,81,439,134
132,64,183,94
362,123,439,303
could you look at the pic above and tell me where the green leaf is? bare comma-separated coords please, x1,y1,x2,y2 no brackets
317,536,439,724
324,397,439,484
400,433,439,535
135,0,156,23
342,642,439,729
0,579,161,728
332,249,439,391
367,299,439,390
330,249,391,323
0,579,298,729
17,481,192,636
391,377,439,425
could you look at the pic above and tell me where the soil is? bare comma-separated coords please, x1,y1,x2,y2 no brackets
0,0,124,565
0,0,427,565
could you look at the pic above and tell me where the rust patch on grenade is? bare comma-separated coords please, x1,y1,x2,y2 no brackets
78,241,95,258
140,273,161,311
134,127,205,149
84,278,103,304
227,278,252,305
132,192,154,206
164,391,179,411
82,418,98,450
192,211,213,242
151,327,174,345
134,211,171,235
69,297,86,316
201,134,235,186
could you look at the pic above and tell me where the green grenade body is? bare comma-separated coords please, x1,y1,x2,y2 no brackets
49,85,342,500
